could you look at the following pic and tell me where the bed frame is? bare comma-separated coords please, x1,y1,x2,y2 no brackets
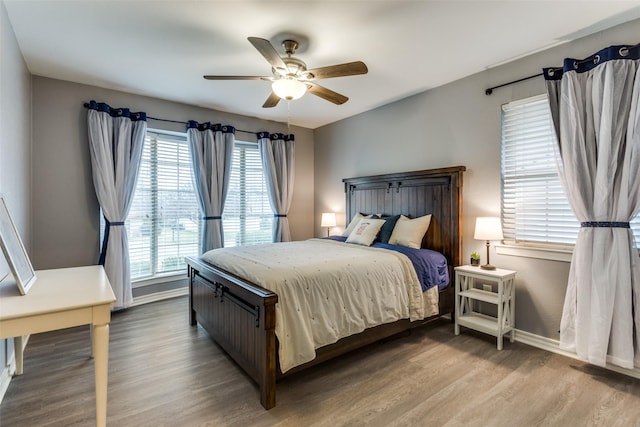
186,165,465,409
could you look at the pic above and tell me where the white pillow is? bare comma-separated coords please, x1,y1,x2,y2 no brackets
346,218,385,246
342,212,367,237
388,214,432,249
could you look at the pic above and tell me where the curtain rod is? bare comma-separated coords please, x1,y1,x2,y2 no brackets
485,73,543,95
82,102,261,135
148,116,258,136
486,43,640,95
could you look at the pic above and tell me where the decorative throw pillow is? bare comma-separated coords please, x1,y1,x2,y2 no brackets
342,212,368,237
388,214,432,249
346,218,386,246
377,214,401,244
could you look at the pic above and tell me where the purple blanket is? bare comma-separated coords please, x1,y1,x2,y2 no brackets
326,236,449,291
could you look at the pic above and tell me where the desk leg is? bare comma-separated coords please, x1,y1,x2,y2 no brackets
90,324,94,357
13,336,23,375
93,323,110,427
454,274,460,336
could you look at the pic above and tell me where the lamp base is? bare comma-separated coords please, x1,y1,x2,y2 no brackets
481,240,497,270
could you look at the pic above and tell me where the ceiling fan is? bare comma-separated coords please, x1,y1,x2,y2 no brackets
204,37,368,108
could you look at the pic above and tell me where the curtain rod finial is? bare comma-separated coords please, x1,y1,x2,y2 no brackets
485,88,493,95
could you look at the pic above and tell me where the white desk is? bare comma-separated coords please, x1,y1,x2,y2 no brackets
0,266,116,427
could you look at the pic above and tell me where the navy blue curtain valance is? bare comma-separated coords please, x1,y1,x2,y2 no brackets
87,100,147,121
544,43,640,80
257,131,295,141
186,121,235,133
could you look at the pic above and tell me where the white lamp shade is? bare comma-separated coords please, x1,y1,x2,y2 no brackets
321,212,337,228
474,217,504,241
272,78,307,100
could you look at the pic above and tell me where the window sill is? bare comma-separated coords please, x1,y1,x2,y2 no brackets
495,244,573,263
132,272,188,288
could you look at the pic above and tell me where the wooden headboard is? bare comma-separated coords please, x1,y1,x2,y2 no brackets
342,166,465,270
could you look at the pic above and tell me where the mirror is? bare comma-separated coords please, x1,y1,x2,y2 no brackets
0,196,36,295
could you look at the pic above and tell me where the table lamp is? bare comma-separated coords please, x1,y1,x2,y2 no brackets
321,212,336,237
474,217,503,270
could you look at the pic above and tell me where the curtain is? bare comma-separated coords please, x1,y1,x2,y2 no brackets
87,100,146,310
543,43,640,369
187,121,235,253
258,132,295,242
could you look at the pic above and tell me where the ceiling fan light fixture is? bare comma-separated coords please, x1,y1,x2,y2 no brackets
272,78,307,100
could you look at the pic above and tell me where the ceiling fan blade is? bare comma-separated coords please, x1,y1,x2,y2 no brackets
248,37,288,75
306,82,349,105
262,92,281,108
305,61,368,80
203,75,272,80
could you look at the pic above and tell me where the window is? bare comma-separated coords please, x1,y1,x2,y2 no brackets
114,134,272,281
127,130,201,281
501,94,579,246
501,94,640,248
223,141,273,247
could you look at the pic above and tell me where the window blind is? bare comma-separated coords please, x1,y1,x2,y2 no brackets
127,130,200,280
500,94,580,245
501,94,640,247
223,142,273,247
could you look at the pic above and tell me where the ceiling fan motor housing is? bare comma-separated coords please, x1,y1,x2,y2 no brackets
276,40,308,77
280,57,307,76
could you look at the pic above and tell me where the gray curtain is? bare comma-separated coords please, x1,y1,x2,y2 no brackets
258,132,295,242
87,100,146,310
187,121,235,253
543,44,640,369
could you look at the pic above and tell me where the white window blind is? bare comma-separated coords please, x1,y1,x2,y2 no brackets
126,130,201,280
501,94,580,245
223,142,273,247
501,94,640,247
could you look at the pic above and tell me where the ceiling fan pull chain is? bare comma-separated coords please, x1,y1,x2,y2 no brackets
287,100,291,134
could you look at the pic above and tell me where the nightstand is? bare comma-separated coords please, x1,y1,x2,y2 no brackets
454,265,516,350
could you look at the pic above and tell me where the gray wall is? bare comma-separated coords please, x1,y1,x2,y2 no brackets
30,77,314,270
0,0,31,380
314,18,640,340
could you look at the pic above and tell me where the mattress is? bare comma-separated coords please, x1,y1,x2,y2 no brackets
200,238,447,372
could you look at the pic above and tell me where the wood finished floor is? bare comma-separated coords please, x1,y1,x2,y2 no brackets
2,296,640,427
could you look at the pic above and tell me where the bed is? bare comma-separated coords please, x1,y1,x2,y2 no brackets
186,166,465,409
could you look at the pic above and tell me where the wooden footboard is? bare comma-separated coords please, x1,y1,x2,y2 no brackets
188,256,452,410
188,258,278,409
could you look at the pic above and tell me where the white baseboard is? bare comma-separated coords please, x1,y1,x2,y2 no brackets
514,328,640,379
131,286,188,307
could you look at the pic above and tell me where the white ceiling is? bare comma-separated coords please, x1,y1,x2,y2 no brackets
4,1,640,129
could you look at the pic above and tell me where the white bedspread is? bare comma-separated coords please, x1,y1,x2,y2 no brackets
200,238,434,372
